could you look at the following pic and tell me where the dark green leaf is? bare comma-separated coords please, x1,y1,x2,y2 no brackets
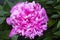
0,17,6,24
6,0,14,8
0,10,9,16
14,0,27,4
12,35,18,40
19,0,27,2
57,0,60,2
57,11,60,15
57,21,60,28
43,37,52,40
0,5,3,10
54,30,60,36
46,1,54,4
54,5,60,10
48,19,57,27
0,30,10,39
3,0,10,11
36,0,46,2
51,14,60,18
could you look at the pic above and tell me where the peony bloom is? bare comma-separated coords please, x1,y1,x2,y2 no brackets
6,1,48,39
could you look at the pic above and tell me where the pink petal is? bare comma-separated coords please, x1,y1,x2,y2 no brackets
6,17,11,25
42,8,49,21
9,28,16,37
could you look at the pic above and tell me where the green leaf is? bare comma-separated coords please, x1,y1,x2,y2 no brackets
48,19,57,27
43,37,52,40
54,30,60,36
36,0,46,2
46,1,54,4
0,17,6,24
57,11,60,15
19,0,27,2
6,0,14,8
0,10,9,16
0,30,10,39
51,14,60,18
57,21,60,28
57,0,60,2
12,35,18,40
14,0,27,4
54,5,60,10
3,0,10,11
0,5,3,10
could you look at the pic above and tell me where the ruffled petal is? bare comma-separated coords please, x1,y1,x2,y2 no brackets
6,17,11,25
9,28,16,37
42,8,49,21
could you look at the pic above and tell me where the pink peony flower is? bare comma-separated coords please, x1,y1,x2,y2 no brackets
6,1,48,39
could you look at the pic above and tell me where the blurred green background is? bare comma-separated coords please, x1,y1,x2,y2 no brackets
0,0,60,40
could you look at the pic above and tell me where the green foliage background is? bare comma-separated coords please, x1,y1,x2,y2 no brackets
0,0,60,40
